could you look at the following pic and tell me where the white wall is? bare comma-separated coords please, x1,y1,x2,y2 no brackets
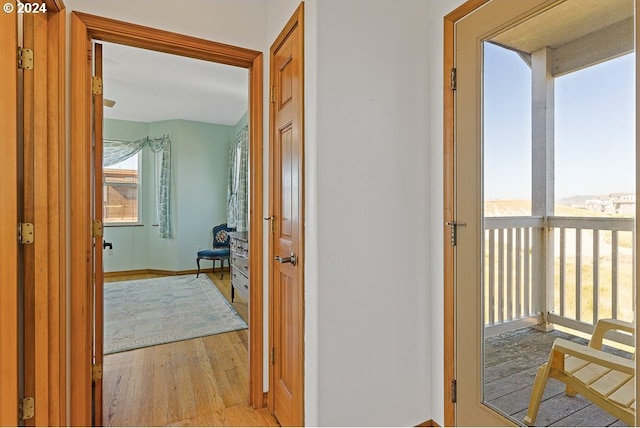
66,1,445,425
307,1,431,425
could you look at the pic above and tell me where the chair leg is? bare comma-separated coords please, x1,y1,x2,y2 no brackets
220,259,224,280
524,362,551,426
196,257,201,278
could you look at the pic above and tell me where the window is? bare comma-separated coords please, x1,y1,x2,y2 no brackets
103,153,141,224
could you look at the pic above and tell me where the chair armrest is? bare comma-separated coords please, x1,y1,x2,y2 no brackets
552,338,635,375
589,318,635,350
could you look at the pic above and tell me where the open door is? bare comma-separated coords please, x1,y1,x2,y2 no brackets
268,3,305,426
449,0,637,425
92,41,105,426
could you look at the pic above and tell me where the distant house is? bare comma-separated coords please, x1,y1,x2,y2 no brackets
586,193,635,214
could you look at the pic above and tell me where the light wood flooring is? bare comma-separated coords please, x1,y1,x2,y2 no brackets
103,271,278,427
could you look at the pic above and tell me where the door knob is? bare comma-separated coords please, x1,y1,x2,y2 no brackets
275,252,297,266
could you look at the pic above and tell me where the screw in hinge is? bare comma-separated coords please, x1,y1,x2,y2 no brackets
270,348,276,365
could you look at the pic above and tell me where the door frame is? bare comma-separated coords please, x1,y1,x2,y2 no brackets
444,1,640,426
0,4,19,425
70,12,264,425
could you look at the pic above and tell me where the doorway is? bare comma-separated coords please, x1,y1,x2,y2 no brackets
96,40,259,425
70,12,265,426
445,0,637,425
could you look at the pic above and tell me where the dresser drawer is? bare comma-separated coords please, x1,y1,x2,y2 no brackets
231,267,249,300
231,254,249,277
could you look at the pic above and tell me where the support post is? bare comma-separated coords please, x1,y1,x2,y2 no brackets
531,47,555,332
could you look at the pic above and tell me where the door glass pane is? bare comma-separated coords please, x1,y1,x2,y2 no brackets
481,1,635,425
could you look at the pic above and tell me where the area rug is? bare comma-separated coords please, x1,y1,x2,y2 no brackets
104,275,247,354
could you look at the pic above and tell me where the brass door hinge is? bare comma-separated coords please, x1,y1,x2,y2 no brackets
451,67,457,91
92,76,103,95
92,363,103,383
92,220,103,238
19,397,35,421
18,47,33,70
18,222,34,244
270,348,276,365
270,86,276,103
451,379,457,403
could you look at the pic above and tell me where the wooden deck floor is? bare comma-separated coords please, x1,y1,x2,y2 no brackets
484,327,631,427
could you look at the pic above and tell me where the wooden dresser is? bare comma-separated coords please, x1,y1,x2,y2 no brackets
229,232,249,302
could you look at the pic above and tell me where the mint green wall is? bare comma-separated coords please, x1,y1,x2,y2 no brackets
103,117,240,273
232,111,248,136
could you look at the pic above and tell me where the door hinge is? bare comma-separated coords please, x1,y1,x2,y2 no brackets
18,222,34,244
92,220,103,238
451,379,457,403
18,47,34,70
92,76,103,95
451,67,457,91
445,221,466,246
270,347,276,365
92,363,103,383
270,86,276,103
19,397,35,421
264,215,275,234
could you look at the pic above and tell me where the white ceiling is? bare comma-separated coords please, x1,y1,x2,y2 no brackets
101,41,249,126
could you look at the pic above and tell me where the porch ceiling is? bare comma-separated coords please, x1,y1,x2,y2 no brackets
491,0,633,54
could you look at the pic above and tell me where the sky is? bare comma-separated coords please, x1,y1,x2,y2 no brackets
483,43,635,201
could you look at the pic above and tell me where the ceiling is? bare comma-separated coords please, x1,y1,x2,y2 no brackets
101,41,249,126
491,0,633,53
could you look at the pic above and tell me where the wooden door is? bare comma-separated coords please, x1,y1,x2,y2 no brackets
0,4,19,425
92,41,105,427
269,3,304,426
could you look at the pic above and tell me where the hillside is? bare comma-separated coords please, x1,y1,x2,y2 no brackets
484,199,625,217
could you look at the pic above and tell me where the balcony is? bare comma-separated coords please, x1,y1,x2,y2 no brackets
482,213,634,425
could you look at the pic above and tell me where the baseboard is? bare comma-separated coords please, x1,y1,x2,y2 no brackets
104,268,229,278
415,419,440,427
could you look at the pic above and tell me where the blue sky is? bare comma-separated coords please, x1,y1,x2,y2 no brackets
483,43,635,201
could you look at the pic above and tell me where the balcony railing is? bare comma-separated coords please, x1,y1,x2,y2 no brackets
484,215,635,344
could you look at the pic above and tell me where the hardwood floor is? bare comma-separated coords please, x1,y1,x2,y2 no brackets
103,272,277,427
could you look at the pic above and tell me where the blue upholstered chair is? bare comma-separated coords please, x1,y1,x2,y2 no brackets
196,223,235,279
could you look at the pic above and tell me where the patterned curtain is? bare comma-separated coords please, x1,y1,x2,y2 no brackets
226,126,248,232
103,136,173,238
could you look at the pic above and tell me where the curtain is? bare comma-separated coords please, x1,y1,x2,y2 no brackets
227,125,249,232
103,136,173,238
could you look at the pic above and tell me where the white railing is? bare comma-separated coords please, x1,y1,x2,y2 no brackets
484,216,635,339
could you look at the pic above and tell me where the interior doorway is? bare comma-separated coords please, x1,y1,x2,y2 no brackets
97,40,260,426
70,12,265,426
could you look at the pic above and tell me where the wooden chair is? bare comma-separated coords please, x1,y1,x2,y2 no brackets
524,318,635,426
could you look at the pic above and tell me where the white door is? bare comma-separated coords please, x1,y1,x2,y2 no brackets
454,0,636,425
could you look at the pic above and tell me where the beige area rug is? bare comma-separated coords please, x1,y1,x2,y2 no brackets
104,275,247,354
